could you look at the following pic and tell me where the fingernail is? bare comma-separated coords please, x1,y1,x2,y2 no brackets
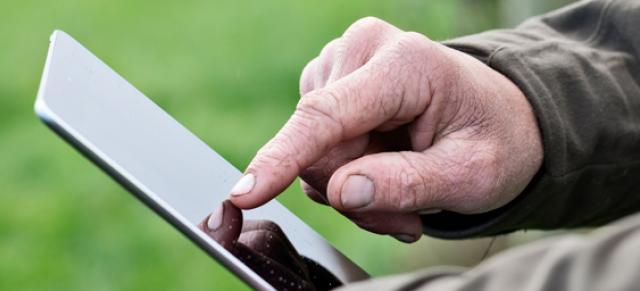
393,234,417,243
207,203,224,231
340,175,374,209
230,173,256,196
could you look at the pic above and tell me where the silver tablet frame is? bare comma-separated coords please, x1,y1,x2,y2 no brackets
35,30,368,290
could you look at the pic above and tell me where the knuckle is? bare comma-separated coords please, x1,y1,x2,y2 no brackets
345,17,388,36
395,154,428,210
397,31,427,48
320,38,341,57
256,90,347,173
340,17,393,67
299,57,318,95
296,90,344,138
254,139,295,169
301,57,319,75
389,32,439,62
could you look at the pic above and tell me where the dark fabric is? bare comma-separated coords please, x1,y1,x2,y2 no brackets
421,0,640,239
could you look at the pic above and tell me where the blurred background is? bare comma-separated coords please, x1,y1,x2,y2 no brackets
0,0,573,290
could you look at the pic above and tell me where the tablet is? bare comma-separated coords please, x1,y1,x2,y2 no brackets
35,30,368,290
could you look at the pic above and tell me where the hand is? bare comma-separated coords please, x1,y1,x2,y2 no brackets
199,200,341,291
229,17,543,242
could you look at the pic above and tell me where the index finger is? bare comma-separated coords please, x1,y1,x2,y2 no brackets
230,56,429,209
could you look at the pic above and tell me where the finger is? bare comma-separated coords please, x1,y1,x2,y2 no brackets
230,55,430,209
300,180,328,205
199,200,242,248
299,57,318,96
407,93,447,151
314,38,340,88
344,211,422,243
326,138,499,214
328,17,401,83
299,38,341,96
300,135,369,195
301,129,412,204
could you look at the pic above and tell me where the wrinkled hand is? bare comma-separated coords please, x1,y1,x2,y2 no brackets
230,17,543,242
199,200,341,291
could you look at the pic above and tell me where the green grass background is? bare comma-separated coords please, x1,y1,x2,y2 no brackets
0,1,569,290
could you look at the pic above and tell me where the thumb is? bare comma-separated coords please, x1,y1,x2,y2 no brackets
326,140,499,215
229,57,428,209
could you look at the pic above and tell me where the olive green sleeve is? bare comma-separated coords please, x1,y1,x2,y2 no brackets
420,0,640,239
340,212,640,291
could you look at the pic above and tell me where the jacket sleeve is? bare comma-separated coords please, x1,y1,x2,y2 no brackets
339,212,640,291
420,0,640,239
